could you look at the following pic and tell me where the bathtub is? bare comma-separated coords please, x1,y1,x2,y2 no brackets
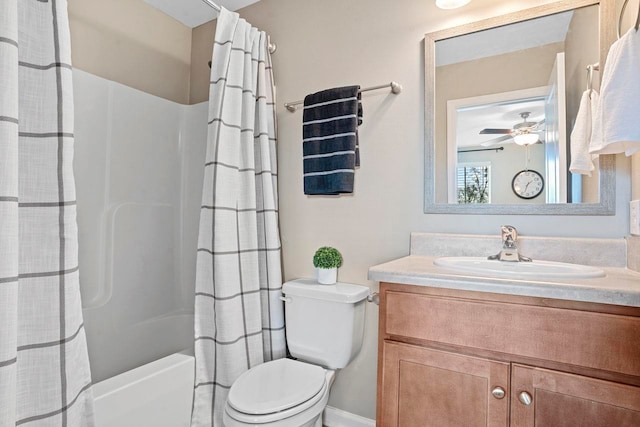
93,352,194,427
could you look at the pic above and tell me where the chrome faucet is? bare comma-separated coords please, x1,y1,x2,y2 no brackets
488,225,532,262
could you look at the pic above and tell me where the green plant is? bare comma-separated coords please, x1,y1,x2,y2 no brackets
313,247,343,269
458,167,490,204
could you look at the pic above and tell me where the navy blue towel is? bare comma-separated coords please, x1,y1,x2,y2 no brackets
303,86,363,195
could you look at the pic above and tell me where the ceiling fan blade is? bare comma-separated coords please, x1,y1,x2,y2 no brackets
530,119,546,129
480,135,513,146
480,128,513,135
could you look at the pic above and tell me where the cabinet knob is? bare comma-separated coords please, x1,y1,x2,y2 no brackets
518,391,533,406
491,386,506,399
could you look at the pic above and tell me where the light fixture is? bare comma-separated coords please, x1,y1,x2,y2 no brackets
513,132,540,146
436,0,471,10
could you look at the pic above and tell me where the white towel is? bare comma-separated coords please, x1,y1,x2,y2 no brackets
570,89,598,176
589,28,640,156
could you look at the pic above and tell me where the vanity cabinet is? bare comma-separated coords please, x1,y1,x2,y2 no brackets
376,282,640,426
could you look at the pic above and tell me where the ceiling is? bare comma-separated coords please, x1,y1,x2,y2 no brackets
436,10,573,66
144,0,261,28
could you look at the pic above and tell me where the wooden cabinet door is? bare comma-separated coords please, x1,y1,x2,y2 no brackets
379,341,510,427
511,364,640,427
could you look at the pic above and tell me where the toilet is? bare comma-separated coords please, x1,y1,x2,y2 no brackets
223,278,370,427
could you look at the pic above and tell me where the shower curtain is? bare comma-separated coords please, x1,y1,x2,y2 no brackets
0,0,95,426
191,7,286,426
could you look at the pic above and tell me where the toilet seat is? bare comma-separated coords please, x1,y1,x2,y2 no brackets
225,379,328,425
225,359,329,425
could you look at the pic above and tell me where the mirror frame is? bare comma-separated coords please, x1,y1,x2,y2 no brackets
424,0,616,215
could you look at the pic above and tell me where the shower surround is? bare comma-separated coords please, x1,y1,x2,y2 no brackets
73,69,208,383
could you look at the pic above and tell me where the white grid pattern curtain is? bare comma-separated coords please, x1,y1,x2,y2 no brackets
191,7,286,426
0,0,95,425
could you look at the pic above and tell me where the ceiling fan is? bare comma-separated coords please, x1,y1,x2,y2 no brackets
479,112,545,146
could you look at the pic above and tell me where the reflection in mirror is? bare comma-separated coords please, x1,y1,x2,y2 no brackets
425,0,616,215
449,88,550,204
439,6,600,205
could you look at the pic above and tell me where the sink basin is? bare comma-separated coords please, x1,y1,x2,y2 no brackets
433,257,605,280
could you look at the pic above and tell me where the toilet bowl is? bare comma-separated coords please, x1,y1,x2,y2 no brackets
223,359,335,427
223,279,369,427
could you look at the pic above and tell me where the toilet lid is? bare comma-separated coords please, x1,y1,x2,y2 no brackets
227,358,326,415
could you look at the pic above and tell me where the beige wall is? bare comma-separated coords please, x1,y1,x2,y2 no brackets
620,0,640,200
68,0,192,104
191,21,217,104
190,0,631,419
564,4,600,202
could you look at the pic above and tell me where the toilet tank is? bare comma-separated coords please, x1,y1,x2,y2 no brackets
282,279,369,369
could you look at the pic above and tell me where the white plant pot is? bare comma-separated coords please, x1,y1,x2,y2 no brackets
316,267,337,285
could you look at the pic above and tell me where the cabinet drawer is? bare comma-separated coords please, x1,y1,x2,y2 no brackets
385,290,640,377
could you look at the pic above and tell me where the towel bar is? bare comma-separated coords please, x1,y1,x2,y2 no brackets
285,81,402,112
586,62,599,92
617,0,640,39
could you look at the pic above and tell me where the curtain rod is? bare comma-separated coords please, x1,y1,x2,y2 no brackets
458,146,505,154
201,0,277,54
201,0,221,12
284,81,403,112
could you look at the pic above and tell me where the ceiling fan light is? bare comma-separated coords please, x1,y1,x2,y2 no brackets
435,0,471,10
513,133,539,146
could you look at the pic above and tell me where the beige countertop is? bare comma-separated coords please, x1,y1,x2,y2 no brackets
368,255,640,307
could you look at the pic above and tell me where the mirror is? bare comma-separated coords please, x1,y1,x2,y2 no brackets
425,0,616,215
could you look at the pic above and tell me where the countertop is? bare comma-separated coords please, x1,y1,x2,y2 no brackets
368,255,640,307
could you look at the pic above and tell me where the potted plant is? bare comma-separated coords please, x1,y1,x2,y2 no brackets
313,247,343,285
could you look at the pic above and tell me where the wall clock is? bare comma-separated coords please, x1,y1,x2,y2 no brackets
511,169,544,199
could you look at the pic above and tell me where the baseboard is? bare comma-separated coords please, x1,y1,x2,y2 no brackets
323,406,376,427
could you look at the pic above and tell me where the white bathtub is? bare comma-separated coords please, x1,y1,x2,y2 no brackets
93,352,194,427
